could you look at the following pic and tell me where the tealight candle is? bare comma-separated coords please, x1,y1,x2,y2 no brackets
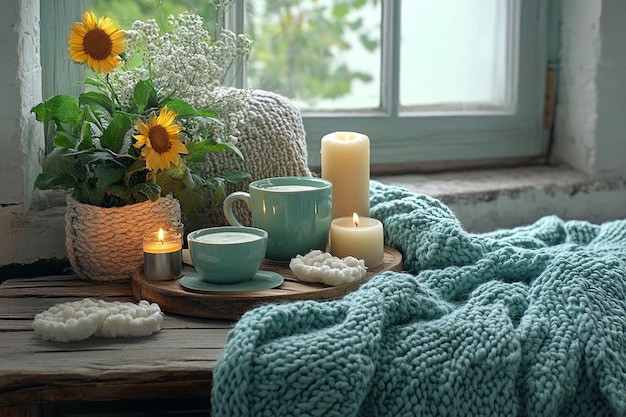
321,131,370,218
329,213,384,267
143,228,182,281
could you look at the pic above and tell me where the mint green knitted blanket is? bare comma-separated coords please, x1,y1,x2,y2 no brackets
212,181,626,416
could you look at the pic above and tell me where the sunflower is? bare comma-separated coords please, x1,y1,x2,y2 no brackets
68,11,126,73
134,107,189,172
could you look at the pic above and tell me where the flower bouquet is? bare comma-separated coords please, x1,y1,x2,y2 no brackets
34,7,253,227
32,6,253,281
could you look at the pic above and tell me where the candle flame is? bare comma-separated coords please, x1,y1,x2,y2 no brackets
158,228,164,244
353,213,360,227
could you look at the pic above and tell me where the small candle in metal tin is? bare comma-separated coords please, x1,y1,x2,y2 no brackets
143,228,182,281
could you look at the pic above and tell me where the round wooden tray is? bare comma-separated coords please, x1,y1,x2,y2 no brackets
132,247,402,320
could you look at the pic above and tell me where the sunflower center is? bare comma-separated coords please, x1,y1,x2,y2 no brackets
149,126,172,154
83,28,113,60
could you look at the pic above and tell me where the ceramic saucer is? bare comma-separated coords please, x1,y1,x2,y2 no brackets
179,270,284,293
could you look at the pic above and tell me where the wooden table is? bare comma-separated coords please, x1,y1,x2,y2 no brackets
0,274,229,417
0,249,401,416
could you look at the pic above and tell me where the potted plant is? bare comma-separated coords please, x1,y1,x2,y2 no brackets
32,7,253,281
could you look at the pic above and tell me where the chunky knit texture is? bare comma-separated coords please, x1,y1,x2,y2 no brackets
212,181,626,417
198,90,312,227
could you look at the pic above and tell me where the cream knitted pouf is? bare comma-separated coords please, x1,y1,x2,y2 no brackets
65,195,181,282
198,90,313,227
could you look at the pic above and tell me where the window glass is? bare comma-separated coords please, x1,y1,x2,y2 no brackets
400,0,512,112
246,0,381,111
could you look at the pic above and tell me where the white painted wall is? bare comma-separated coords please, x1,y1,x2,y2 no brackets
0,0,66,266
0,0,625,268
0,0,42,208
552,0,626,177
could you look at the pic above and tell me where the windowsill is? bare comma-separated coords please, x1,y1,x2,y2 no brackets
3,164,626,268
375,164,590,199
375,164,626,232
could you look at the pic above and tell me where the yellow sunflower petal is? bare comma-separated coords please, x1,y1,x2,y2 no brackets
165,124,185,135
69,23,88,37
133,134,147,148
170,140,189,155
162,153,178,168
68,49,88,63
98,16,116,31
136,122,150,134
110,31,126,41
83,12,97,29
110,36,126,54
142,149,163,171
156,107,177,126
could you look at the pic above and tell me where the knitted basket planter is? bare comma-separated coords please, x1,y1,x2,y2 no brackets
65,195,182,282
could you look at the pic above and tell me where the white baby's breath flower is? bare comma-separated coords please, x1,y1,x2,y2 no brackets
108,11,252,146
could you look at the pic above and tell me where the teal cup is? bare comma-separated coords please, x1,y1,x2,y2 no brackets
187,226,268,284
223,177,333,262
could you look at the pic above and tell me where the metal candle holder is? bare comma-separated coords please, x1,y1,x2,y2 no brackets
143,230,183,281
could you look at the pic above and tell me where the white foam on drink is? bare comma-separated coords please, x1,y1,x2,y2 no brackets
194,232,263,244
263,185,317,192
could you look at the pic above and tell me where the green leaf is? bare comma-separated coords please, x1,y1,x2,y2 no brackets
79,91,114,114
220,168,251,184
359,34,378,52
52,131,77,149
73,184,103,207
122,157,147,184
195,109,221,118
83,76,109,90
216,142,245,160
131,182,162,202
100,112,134,154
87,162,127,206
164,162,189,181
187,141,245,161
172,182,215,231
332,4,350,19
34,171,76,191
164,99,197,117
107,182,161,204
352,71,373,83
39,147,82,179
78,123,95,151
134,79,159,113
164,99,220,119
154,168,211,229
31,95,81,128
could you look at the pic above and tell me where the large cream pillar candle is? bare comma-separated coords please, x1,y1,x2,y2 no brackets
320,131,370,219
329,213,384,267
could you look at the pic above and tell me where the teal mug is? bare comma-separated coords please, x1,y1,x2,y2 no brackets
187,226,268,284
223,177,333,262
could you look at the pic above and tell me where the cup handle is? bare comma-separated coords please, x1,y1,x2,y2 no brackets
223,192,252,226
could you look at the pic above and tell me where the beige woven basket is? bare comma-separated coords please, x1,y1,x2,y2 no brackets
65,195,181,282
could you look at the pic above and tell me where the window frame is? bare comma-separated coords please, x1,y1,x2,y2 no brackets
46,0,557,174
235,0,555,172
